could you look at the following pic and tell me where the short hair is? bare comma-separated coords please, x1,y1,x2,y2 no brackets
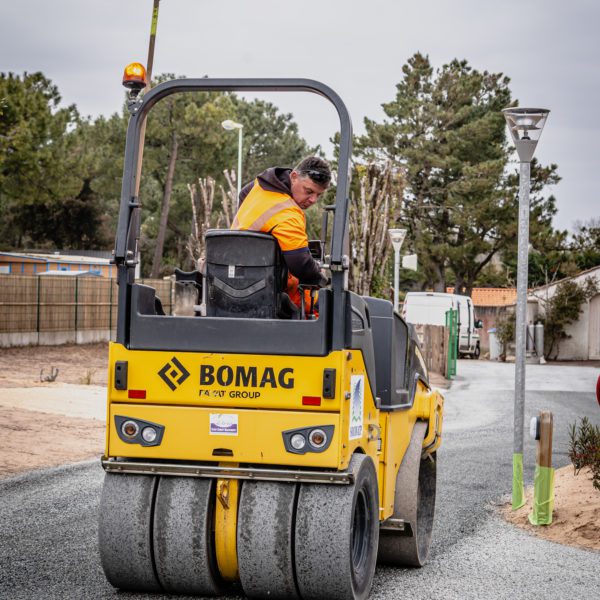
294,156,331,187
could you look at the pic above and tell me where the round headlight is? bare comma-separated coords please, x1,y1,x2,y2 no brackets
309,428,327,449
121,420,139,438
290,433,306,450
141,427,158,443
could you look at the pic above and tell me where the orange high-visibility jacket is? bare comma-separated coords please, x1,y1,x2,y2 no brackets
231,178,318,312
231,179,308,252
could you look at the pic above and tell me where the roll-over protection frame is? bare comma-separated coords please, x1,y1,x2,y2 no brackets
113,79,353,354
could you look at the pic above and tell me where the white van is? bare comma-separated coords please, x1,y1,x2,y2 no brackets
401,292,482,358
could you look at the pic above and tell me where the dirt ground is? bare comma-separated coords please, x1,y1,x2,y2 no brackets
1,343,597,554
0,342,108,387
0,343,109,479
0,405,105,479
502,465,600,552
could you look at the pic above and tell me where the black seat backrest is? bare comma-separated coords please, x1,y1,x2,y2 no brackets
205,229,286,318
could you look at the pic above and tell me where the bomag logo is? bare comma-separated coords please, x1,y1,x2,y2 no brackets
200,365,294,389
158,357,190,391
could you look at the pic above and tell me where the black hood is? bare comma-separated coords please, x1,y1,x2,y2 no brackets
256,167,292,195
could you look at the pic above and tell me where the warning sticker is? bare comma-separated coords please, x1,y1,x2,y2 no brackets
349,375,364,440
209,413,238,436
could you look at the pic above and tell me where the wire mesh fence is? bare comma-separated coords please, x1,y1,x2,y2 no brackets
0,275,173,334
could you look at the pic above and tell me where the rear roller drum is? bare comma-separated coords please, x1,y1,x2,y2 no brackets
98,473,161,592
377,422,437,567
153,477,223,595
237,481,299,599
295,454,379,600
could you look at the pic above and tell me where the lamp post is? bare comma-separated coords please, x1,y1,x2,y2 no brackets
221,119,244,208
388,228,407,312
502,107,550,510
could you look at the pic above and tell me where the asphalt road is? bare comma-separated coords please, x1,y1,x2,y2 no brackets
1,360,599,600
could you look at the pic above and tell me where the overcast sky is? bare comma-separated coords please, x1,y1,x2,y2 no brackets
1,0,598,232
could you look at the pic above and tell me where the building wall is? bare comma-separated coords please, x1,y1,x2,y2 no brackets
474,306,507,353
529,267,600,360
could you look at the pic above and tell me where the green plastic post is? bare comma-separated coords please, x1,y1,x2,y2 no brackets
512,453,526,510
528,466,554,525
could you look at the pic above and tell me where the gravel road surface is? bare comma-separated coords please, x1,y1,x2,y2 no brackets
1,360,598,599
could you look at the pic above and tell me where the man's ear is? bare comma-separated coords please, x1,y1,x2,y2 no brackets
290,170,298,182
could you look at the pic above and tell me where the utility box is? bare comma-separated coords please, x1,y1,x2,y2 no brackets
488,328,502,360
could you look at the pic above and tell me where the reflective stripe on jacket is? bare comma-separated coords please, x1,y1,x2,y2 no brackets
231,179,308,252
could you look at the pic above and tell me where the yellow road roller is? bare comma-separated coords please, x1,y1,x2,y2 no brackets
99,71,444,600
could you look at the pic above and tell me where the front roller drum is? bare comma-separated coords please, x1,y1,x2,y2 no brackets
237,481,300,599
295,454,379,600
98,473,161,592
153,477,224,595
377,422,437,567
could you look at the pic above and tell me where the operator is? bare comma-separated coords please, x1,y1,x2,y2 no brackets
231,156,331,311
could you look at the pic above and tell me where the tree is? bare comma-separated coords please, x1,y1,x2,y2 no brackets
0,72,80,247
358,54,560,296
0,72,125,250
571,218,600,272
187,171,236,265
349,161,403,296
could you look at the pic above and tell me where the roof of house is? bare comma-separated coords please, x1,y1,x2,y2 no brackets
0,251,110,265
446,287,517,307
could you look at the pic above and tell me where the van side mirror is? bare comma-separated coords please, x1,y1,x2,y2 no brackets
475,319,483,329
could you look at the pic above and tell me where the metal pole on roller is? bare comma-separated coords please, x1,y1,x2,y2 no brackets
146,0,160,88
502,107,550,510
132,0,161,199
388,228,407,313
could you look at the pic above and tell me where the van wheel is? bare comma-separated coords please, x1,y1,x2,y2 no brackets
473,344,480,359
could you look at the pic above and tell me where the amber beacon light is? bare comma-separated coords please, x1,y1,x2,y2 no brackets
122,62,147,93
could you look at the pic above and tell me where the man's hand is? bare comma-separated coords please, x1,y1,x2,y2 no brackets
318,270,330,288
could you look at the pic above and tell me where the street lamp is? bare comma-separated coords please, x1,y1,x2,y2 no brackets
502,106,549,510
388,228,407,312
221,119,244,209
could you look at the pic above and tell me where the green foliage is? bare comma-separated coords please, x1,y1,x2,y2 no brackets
568,417,600,492
539,277,599,359
0,72,313,271
0,72,107,248
359,54,511,293
357,53,561,295
570,219,600,272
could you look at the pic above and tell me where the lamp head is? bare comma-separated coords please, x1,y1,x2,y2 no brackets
502,107,549,162
388,228,407,251
221,119,243,131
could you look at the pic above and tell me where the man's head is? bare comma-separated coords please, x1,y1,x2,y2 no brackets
290,156,331,210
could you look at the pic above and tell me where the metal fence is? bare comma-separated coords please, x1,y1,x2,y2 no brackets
0,275,172,334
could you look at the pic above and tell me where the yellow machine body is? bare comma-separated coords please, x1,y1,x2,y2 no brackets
105,341,443,522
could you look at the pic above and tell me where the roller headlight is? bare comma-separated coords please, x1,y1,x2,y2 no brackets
309,428,327,449
290,433,307,450
283,425,334,454
121,420,139,438
141,427,158,443
115,415,165,447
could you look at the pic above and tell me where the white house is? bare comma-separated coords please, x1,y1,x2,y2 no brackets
528,265,600,360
